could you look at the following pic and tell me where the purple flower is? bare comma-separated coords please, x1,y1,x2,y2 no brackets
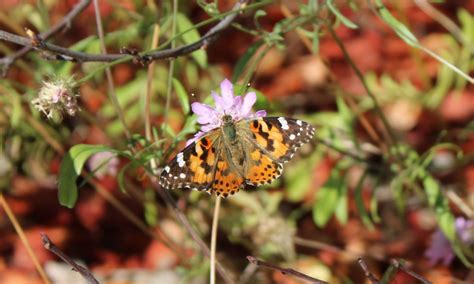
424,217,474,266
187,79,266,145
32,76,80,122
87,152,119,178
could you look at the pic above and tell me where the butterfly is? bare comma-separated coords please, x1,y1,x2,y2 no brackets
159,116,315,197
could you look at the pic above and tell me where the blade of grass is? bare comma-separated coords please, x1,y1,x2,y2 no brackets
0,194,51,284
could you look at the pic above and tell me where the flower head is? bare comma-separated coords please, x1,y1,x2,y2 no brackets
424,217,474,266
87,152,119,178
188,79,266,145
32,76,79,122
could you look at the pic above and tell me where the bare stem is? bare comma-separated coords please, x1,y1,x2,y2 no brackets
41,233,98,284
415,0,474,54
0,0,251,64
390,259,432,284
0,0,91,75
92,180,182,254
145,24,161,163
154,184,233,283
163,0,178,132
92,0,131,140
327,25,403,161
247,256,328,284
358,257,380,284
210,197,222,284
0,194,51,284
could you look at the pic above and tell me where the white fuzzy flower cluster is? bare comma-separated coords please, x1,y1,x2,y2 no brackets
32,77,79,122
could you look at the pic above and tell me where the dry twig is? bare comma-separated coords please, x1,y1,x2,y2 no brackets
358,257,380,284
41,233,99,284
0,0,249,65
247,256,328,284
0,0,91,75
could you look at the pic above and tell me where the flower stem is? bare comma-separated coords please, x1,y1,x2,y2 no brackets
92,0,131,140
210,196,221,284
163,0,178,132
0,194,51,284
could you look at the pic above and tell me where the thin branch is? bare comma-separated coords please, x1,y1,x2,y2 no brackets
0,0,249,64
0,0,91,75
327,26,403,162
210,197,222,284
246,256,328,284
446,190,473,219
92,0,131,140
415,0,474,54
0,194,51,284
41,233,99,284
390,259,432,284
239,261,259,284
151,179,234,283
163,0,178,137
144,24,161,166
91,180,184,255
358,257,380,284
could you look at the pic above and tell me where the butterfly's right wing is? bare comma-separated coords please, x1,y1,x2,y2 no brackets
237,117,315,186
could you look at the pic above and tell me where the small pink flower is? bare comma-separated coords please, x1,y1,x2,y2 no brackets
187,79,266,145
424,217,474,266
32,76,79,122
87,152,119,178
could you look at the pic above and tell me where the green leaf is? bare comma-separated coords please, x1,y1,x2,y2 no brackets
172,78,190,114
374,0,418,46
144,188,159,226
422,174,444,208
334,183,348,225
253,10,267,30
176,13,207,68
312,24,320,54
336,95,354,131
58,144,112,208
117,161,134,194
354,170,374,229
326,0,358,29
438,211,456,242
232,40,264,82
285,149,319,202
312,169,345,227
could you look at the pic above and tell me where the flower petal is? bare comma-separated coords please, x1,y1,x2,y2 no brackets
201,124,219,133
191,102,213,116
211,91,225,112
220,79,234,108
186,131,205,146
227,96,241,120
254,110,267,117
241,92,256,116
192,102,220,125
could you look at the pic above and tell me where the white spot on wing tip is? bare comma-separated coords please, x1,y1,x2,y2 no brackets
164,166,170,173
296,120,303,126
177,152,185,167
289,134,296,140
179,173,186,179
278,117,289,130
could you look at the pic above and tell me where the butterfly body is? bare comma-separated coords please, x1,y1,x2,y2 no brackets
159,117,315,197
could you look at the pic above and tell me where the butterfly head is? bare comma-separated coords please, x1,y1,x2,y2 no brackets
221,114,234,125
222,114,237,141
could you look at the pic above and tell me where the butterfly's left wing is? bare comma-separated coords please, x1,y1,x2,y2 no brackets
159,131,222,192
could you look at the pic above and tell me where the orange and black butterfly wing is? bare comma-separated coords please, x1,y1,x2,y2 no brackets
159,131,221,193
238,117,315,186
208,148,246,197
